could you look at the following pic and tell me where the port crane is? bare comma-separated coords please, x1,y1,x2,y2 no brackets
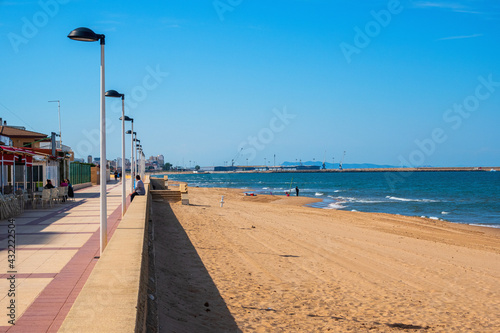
339,151,346,170
231,148,243,167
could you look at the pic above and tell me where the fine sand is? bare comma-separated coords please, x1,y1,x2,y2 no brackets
152,187,500,332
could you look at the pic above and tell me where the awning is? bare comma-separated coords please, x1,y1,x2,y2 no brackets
0,146,39,166
27,148,69,160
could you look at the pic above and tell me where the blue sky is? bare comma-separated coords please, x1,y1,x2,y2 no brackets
1,0,499,167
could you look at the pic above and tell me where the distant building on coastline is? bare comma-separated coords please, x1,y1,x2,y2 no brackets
157,154,164,166
199,164,321,172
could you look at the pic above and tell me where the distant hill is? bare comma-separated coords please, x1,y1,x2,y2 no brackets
281,161,399,169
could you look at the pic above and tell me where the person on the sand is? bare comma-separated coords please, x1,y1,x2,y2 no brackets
295,186,299,196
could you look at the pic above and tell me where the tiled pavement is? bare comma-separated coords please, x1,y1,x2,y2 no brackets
0,180,130,332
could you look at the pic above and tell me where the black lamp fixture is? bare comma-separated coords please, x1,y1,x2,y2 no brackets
105,89,123,99
68,27,105,44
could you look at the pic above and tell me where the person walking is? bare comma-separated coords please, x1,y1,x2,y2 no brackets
295,186,299,196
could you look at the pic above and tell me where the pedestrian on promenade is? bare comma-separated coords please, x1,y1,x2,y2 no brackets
67,179,74,200
130,175,145,202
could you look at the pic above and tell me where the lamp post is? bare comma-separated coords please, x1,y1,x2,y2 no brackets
121,116,133,195
126,130,136,193
138,146,144,179
48,100,62,148
105,90,127,216
137,146,142,178
68,27,107,256
135,139,140,179
133,134,137,181
136,143,142,178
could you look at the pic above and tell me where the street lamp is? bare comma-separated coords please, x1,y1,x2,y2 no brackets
121,116,133,195
133,133,138,180
68,27,107,256
137,146,143,178
105,89,127,216
135,139,140,178
126,130,136,193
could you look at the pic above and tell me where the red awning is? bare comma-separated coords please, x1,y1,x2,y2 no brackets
0,146,38,155
0,146,37,166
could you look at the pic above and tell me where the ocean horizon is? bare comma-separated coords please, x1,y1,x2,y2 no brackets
155,171,500,228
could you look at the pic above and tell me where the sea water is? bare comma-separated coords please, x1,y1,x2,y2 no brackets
156,171,500,228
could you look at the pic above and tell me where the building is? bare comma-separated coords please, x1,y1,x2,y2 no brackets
0,121,49,149
157,154,164,165
0,122,65,193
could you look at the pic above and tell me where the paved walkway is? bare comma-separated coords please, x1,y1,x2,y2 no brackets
0,180,131,332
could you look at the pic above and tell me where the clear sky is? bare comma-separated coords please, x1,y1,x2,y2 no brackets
1,0,499,167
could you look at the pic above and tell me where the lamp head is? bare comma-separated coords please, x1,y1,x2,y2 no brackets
126,130,132,134
105,90,123,99
68,27,104,42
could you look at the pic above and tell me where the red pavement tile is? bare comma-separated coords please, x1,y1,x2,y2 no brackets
7,321,54,333
0,273,57,279
15,247,81,251
3,186,127,333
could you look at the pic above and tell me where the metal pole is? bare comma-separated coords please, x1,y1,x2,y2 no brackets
48,100,62,149
58,101,62,148
121,96,126,216
24,163,27,190
100,38,107,255
130,122,134,194
134,134,137,185
13,155,15,191
141,151,145,179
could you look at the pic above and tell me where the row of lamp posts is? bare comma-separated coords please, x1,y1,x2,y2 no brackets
68,27,145,256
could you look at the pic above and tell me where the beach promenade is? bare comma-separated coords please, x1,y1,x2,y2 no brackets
0,180,129,332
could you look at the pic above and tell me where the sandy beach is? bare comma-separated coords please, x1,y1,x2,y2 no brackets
152,187,500,332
